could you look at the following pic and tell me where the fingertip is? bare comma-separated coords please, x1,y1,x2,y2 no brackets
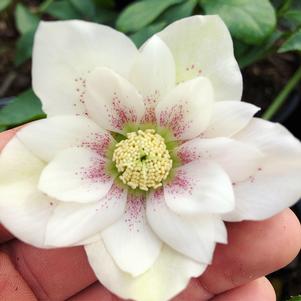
211,277,276,301
200,208,301,294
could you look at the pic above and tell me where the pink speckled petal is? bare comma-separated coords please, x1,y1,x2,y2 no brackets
39,147,113,203
32,20,138,116
130,35,176,122
146,189,226,263
201,101,260,138
44,184,127,247
157,16,242,102
156,76,213,140
101,194,162,277
17,115,113,162
85,67,145,133
177,137,264,182
164,160,234,215
223,159,301,221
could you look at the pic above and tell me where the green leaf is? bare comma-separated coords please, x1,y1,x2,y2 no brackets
239,30,282,68
201,0,277,45
15,30,35,66
159,0,197,24
0,0,11,12
283,9,301,26
93,7,117,25
0,126,7,133
287,296,301,301
15,3,40,34
70,0,95,17
0,89,45,128
116,0,183,33
45,0,82,20
279,29,301,53
130,22,167,47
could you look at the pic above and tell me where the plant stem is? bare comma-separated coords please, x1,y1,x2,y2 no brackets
263,65,301,120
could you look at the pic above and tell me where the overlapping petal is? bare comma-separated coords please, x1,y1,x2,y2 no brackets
17,115,113,162
85,68,145,132
177,137,264,182
130,36,176,122
224,118,301,221
45,184,127,246
157,15,242,102
234,118,301,159
32,20,138,116
164,160,235,215
85,240,206,301
102,195,162,276
156,76,213,140
201,101,260,138
146,189,226,263
223,160,301,221
39,147,113,203
0,138,54,247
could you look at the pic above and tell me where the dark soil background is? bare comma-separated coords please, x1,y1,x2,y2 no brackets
0,1,300,300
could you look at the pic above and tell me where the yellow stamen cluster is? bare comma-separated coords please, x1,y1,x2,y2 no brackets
112,129,172,191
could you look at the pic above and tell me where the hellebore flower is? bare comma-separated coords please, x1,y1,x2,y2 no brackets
0,15,300,301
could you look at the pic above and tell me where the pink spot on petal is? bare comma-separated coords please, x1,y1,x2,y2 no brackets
167,169,195,196
106,93,138,130
159,101,191,139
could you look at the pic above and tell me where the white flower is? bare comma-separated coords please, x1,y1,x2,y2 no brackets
0,15,300,301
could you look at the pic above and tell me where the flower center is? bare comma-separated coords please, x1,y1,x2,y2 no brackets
112,129,172,191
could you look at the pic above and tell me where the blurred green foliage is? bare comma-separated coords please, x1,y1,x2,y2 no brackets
0,0,301,132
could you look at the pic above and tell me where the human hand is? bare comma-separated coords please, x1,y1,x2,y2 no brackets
0,128,300,301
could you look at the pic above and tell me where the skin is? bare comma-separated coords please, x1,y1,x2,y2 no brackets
0,128,300,301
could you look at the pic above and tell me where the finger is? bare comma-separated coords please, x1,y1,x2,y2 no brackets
67,283,117,301
199,208,301,295
0,224,14,244
0,252,37,301
210,277,276,301
1,210,300,301
67,278,213,301
1,242,97,301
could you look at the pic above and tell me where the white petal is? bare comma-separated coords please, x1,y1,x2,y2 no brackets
101,195,162,277
202,101,260,138
0,137,44,183
164,160,234,215
223,159,301,221
45,184,127,247
85,240,206,301
146,190,225,263
130,36,176,122
17,115,113,162
32,20,138,116
0,138,54,247
234,118,301,159
39,147,113,203
177,137,264,182
157,16,242,101
156,77,213,140
85,68,145,132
